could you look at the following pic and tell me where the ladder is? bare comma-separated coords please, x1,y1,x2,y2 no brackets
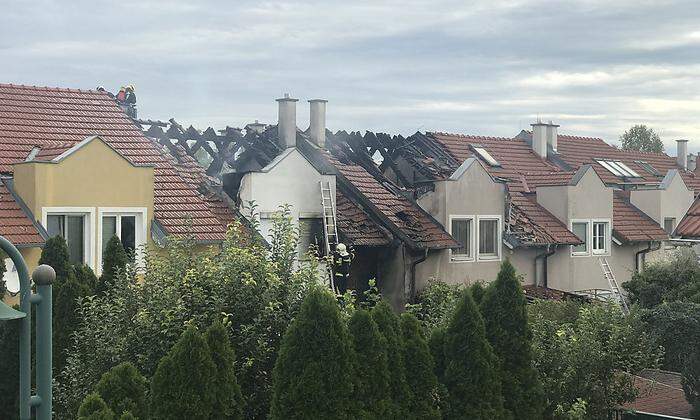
598,257,629,314
320,181,339,290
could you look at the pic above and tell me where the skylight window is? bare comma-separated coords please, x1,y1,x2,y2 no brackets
634,160,661,177
595,159,641,178
472,146,500,167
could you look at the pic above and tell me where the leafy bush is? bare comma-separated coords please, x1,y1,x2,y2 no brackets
400,313,440,420
406,279,463,334
682,344,700,420
638,302,700,371
94,362,147,419
0,306,19,419
78,393,115,420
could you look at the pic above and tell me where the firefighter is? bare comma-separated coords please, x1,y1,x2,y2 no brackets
125,85,137,104
116,86,126,102
333,243,354,295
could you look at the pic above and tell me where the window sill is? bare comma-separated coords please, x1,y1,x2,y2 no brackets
450,256,475,263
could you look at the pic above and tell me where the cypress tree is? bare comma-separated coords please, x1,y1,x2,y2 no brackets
348,309,391,418
480,260,545,419
204,320,244,420
270,287,354,420
94,362,148,419
371,300,410,418
78,393,115,420
470,281,486,305
428,327,450,415
98,236,128,294
39,235,72,282
443,289,505,419
74,263,98,294
0,307,20,418
401,313,441,420
53,275,90,374
150,326,217,419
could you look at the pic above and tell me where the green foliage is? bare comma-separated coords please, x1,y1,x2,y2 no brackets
529,301,663,419
74,264,98,294
620,124,664,153
443,289,506,419
0,306,20,419
470,281,486,305
372,300,411,418
638,302,700,371
405,279,463,334
623,248,700,308
268,204,298,282
150,326,217,419
428,327,450,414
348,309,391,418
360,278,382,310
0,254,6,298
270,287,354,419
401,313,441,420
54,275,90,374
205,320,244,420
94,362,147,419
682,344,700,419
98,235,128,294
480,260,544,419
119,412,136,420
78,393,115,420
39,235,72,281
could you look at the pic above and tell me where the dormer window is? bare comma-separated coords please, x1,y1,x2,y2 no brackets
472,146,500,167
634,160,661,177
595,159,641,178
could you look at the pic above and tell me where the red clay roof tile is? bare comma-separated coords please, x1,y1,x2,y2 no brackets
612,191,668,242
0,180,43,246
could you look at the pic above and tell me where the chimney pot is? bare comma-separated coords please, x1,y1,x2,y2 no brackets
308,99,327,148
276,95,299,148
676,139,689,170
531,121,548,158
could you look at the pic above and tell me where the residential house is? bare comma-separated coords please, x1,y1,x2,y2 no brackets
0,84,238,301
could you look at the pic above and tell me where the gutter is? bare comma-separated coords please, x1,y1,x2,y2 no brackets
534,245,555,288
409,248,429,302
635,241,661,272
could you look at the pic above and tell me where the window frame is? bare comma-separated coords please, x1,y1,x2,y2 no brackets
664,217,676,236
476,215,502,261
97,207,147,275
591,219,611,256
42,207,96,269
570,219,590,256
449,215,475,262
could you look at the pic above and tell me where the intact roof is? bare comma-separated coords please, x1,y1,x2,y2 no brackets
622,370,693,419
0,83,231,242
676,195,700,238
0,179,45,246
612,191,668,242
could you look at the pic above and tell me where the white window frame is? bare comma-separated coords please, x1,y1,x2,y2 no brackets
591,219,611,256
97,207,148,275
663,217,676,235
476,215,502,262
570,219,590,257
42,207,96,269
449,215,475,262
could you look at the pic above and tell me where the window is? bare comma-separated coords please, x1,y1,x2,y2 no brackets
595,159,641,178
102,215,137,258
571,221,589,255
592,221,609,254
472,146,500,167
97,208,147,273
298,218,325,258
478,217,500,260
664,217,676,235
635,160,661,177
450,217,473,260
47,214,86,265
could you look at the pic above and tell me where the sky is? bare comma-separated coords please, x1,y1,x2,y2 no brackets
3,0,700,153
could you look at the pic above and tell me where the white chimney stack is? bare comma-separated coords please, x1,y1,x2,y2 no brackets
308,99,327,148
546,120,559,152
277,94,298,148
676,139,689,170
689,153,698,172
531,120,548,158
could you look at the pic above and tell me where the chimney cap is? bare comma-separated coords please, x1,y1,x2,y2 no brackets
531,120,559,127
276,93,298,102
676,139,690,142
308,99,328,103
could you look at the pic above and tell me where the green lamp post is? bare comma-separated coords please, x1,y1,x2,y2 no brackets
0,235,55,420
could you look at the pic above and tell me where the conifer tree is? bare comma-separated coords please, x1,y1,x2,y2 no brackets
39,235,72,282
150,326,217,419
94,362,148,419
348,309,391,418
119,412,136,420
204,320,244,420
401,313,441,420
0,255,6,298
53,275,90,373
371,300,410,418
428,327,450,415
470,281,486,305
78,392,115,420
0,307,20,418
480,260,545,419
270,287,354,419
98,235,128,294
74,263,98,294
443,289,506,419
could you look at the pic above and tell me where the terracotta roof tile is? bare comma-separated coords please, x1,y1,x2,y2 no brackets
0,83,230,242
335,191,392,246
612,191,668,242
622,370,693,419
676,195,700,237
0,180,44,246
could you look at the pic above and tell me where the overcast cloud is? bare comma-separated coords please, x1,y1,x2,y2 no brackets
3,0,700,152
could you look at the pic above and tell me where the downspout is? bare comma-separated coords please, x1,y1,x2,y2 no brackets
409,248,429,302
635,241,660,273
534,245,555,288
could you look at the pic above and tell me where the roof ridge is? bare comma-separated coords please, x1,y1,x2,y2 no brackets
428,131,514,141
0,83,99,94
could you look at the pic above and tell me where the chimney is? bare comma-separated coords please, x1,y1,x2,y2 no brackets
308,99,327,148
245,119,266,134
689,153,698,172
676,139,689,170
531,119,548,158
546,120,560,152
276,94,298,148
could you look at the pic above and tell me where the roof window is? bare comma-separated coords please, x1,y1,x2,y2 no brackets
472,146,500,167
634,160,661,177
595,159,641,178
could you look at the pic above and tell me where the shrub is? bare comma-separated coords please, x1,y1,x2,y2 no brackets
94,362,147,419
480,260,544,419
74,264,98,294
98,236,127,294
150,326,217,419
638,302,700,371
470,281,486,305
443,289,505,419
371,301,410,418
406,279,463,334
348,309,391,418
53,275,90,374
39,235,72,282
78,393,115,420
0,307,20,419
401,312,440,420
204,320,244,419
270,287,354,419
